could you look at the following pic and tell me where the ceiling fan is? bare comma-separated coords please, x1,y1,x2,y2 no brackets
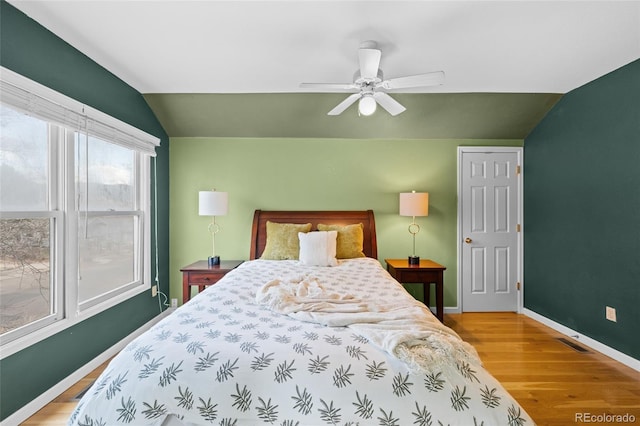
300,41,445,117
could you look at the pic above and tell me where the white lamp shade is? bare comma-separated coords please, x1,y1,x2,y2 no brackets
399,192,429,217
199,191,228,216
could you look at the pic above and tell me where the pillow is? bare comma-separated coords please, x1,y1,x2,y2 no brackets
317,223,365,259
298,231,338,266
260,221,312,260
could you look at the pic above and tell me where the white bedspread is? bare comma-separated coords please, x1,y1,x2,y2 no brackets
69,258,535,426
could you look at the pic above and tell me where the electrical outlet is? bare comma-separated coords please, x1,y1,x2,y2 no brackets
606,306,617,322
151,285,157,297
171,298,178,308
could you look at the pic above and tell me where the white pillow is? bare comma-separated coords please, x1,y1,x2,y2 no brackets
298,231,338,266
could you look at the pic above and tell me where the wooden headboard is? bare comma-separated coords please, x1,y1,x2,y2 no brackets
250,210,377,260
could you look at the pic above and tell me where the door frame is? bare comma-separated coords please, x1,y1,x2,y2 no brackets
456,146,524,313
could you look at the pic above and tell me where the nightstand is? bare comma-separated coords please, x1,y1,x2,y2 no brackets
180,260,243,303
385,258,446,322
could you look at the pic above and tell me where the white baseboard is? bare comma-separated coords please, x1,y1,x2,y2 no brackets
1,309,173,426
523,308,640,372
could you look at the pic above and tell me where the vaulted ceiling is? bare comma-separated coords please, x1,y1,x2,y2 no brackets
8,1,640,139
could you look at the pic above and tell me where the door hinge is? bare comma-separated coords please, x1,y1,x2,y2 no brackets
517,282,521,291
516,165,521,175
516,224,521,232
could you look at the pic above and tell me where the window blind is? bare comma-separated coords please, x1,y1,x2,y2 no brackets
0,67,160,156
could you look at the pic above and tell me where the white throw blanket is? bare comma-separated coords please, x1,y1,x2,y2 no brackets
256,274,482,374
256,274,367,314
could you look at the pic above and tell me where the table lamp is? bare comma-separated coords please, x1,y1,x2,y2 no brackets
198,189,228,266
399,191,429,265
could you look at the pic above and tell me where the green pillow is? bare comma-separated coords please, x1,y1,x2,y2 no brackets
260,221,312,260
317,223,365,259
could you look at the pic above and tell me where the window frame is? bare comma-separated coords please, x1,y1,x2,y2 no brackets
0,67,159,358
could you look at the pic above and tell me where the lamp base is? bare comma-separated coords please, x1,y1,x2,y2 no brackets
208,256,220,266
408,256,420,265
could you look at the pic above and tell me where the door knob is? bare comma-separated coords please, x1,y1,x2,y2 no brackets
464,237,472,244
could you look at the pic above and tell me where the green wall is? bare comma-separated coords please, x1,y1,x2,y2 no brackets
0,1,170,420
170,137,522,306
145,92,561,140
524,59,640,359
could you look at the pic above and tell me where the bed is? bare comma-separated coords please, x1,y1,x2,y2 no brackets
69,210,535,426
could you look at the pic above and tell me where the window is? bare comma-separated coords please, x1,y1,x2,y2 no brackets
0,105,62,338
75,133,142,310
0,67,159,354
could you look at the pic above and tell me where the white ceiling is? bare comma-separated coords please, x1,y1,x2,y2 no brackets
8,1,640,95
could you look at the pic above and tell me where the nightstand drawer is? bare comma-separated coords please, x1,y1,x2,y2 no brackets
396,270,439,283
188,272,223,284
181,260,244,303
395,271,422,283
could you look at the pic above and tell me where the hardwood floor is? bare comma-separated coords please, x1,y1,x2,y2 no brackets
20,359,112,426
22,312,640,425
449,313,640,426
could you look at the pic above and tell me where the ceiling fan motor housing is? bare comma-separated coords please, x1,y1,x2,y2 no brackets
353,69,383,86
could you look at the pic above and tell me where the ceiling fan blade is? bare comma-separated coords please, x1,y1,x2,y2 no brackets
373,92,406,116
300,82,358,91
327,93,361,115
358,48,381,80
381,71,445,90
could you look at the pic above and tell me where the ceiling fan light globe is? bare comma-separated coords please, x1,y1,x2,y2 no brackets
359,96,377,116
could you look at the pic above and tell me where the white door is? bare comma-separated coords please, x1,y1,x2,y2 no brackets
458,148,522,312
